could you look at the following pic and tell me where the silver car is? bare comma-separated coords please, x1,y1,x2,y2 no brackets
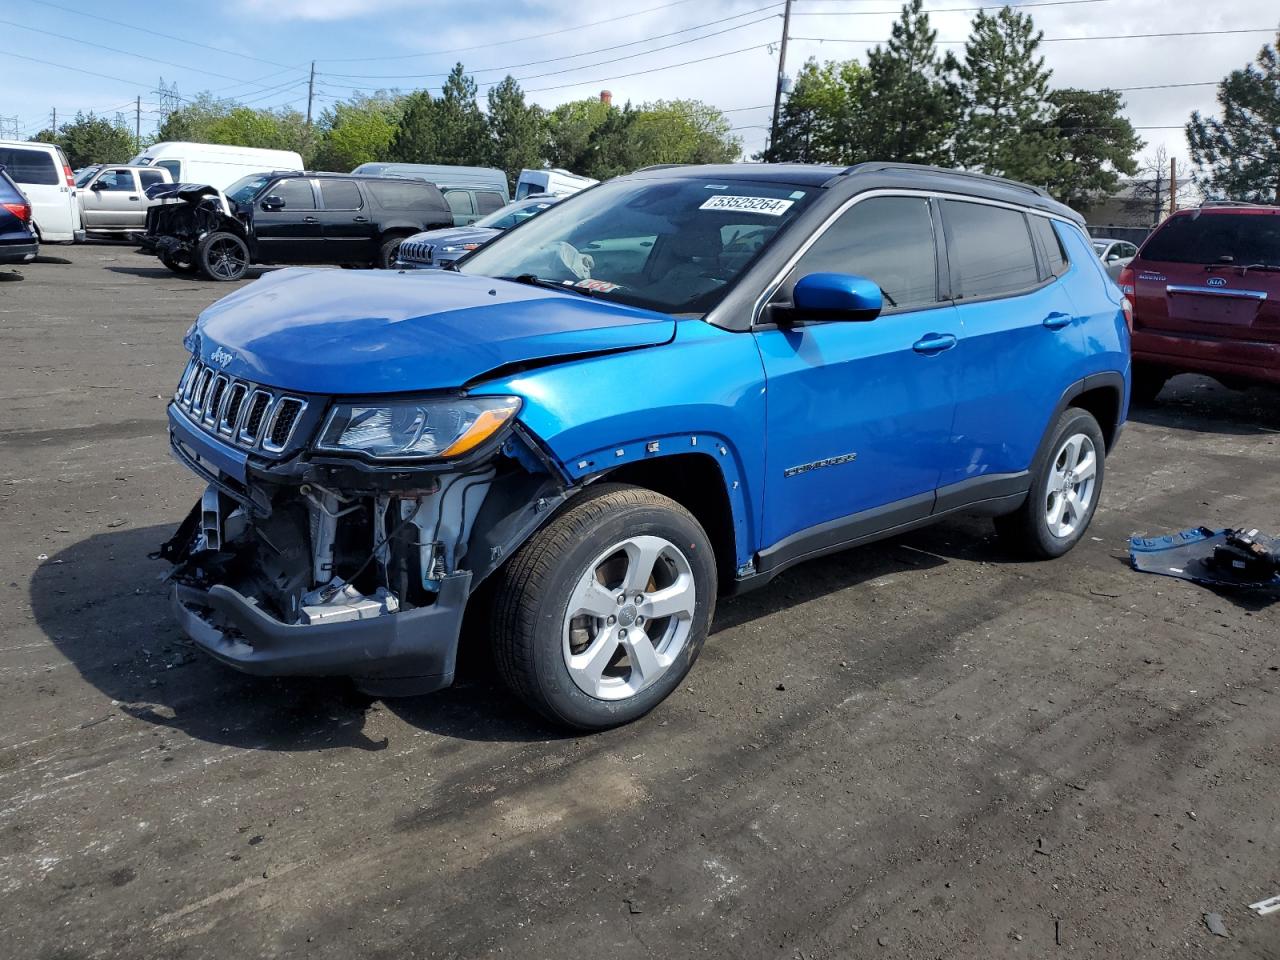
76,164,173,236
1092,237,1138,280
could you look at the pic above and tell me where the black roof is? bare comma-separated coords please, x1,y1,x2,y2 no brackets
628,161,1083,223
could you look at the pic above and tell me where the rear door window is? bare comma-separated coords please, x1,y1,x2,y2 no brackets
0,147,58,186
942,200,1040,299
320,179,363,211
778,195,939,311
139,169,167,190
445,190,475,218
365,180,446,212
1141,213,1280,265
475,191,505,215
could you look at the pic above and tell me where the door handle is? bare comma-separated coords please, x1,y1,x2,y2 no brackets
1042,311,1072,330
128,195,140,201
303,216,319,223
912,333,957,355
352,216,369,223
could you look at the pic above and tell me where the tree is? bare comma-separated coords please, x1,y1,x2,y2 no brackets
432,64,490,166
629,100,740,167
156,93,314,161
856,0,960,164
763,59,865,163
1187,29,1280,202
956,5,1054,181
312,92,402,171
1041,88,1142,208
486,77,545,189
31,112,136,167
388,90,440,163
544,98,613,172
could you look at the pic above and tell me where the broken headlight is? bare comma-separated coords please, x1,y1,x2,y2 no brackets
315,396,521,461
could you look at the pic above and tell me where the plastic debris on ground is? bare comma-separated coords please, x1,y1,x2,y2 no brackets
1129,527,1280,589
1250,894,1280,917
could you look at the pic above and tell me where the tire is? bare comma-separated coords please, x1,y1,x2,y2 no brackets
376,234,408,269
994,407,1106,559
197,231,250,282
492,483,718,730
160,252,197,275
1130,363,1169,405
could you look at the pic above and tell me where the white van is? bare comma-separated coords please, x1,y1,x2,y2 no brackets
514,168,597,200
128,142,304,191
0,140,85,243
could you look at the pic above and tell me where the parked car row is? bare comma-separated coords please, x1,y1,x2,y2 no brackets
0,164,39,266
395,194,559,269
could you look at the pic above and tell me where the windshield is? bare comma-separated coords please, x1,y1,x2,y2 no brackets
460,176,816,316
475,198,556,231
74,165,101,188
225,174,271,204
1142,212,1280,266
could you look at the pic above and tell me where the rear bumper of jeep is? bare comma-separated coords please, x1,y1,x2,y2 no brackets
170,572,471,696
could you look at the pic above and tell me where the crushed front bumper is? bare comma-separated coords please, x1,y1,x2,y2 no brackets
171,570,472,696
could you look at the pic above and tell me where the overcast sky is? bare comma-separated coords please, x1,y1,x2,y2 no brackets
2,0,1277,176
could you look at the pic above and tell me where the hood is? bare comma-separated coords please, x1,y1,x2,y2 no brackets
145,181,234,215
192,268,676,394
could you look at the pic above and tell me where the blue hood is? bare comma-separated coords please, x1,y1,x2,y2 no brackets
191,268,675,394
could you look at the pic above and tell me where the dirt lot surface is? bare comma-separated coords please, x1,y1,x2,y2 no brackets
1,245,1278,959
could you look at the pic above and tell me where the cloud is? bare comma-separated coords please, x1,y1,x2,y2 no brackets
232,0,421,22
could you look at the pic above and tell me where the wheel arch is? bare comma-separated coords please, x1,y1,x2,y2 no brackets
1034,371,1126,466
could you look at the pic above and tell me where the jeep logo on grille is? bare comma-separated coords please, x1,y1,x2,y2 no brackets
210,347,235,368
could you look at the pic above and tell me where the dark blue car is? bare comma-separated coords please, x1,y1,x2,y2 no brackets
160,162,1129,729
0,166,38,265
395,195,559,269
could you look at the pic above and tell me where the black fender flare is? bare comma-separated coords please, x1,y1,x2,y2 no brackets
1031,371,1126,470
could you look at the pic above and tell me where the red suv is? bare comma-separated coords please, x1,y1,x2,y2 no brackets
1121,203,1280,402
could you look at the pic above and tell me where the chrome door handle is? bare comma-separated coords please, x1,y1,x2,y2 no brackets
912,333,957,355
303,216,319,223
1042,311,1072,330
352,216,369,223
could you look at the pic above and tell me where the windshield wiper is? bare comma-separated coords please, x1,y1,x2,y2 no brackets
1238,263,1280,275
502,274,599,298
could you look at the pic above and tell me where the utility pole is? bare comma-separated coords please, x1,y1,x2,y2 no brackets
768,0,793,156
306,61,316,127
51,107,57,135
1169,156,1178,214
135,96,142,152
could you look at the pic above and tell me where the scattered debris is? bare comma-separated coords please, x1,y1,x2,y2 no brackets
1249,894,1280,917
776,683,786,691
1055,919,1061,945
1204,912,1229,938
1130,527,1280,588
624,898,642,915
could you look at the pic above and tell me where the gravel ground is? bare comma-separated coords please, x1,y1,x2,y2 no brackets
1,245,1278,959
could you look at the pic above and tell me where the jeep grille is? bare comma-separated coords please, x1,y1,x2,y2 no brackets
397,238,434,265
173,358,308,455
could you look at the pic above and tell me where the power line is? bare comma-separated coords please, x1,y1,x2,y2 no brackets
321,3,784,80
791,0,1117,13
23,0,295,69
789,27,1276,42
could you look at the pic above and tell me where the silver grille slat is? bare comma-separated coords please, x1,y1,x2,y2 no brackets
172,359,308,456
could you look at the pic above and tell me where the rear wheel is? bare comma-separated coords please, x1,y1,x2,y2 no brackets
198,232,249,282
376,234,409,269
995,407,1105,559
1130,363,1170,404
492,484,717,730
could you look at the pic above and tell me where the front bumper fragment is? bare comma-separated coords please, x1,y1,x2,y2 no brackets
171,570,472,695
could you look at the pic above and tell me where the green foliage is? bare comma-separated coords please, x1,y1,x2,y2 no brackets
1042,88,1143,208
762,59,865,164
486,77,545,188
157,93,314,161
544,98,613,172
31,112,136,167
387,90,439,163
1187,30,1280,202
856,0,960,165
956,6,1054,180
630,100,740,167
430,63,490,166
311,92,402,171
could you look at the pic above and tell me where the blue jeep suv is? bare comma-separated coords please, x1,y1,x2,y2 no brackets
161,162,1129,729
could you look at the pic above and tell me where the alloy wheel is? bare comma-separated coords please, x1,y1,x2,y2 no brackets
1045,432,1097,539
208,238,246,280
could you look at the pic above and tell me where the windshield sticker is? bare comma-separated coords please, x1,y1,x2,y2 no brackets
570,278,621,293
789,190,806,199
699,195,794,216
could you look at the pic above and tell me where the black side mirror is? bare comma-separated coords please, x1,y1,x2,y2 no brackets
260,196,284,211
90,180,107,191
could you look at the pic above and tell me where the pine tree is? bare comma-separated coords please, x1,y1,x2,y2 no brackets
387,90,439,164
1041,88,1143,209
956,5,1054,181
486,77,545,191
433,64,490,166
1187,30,1280,202
764,59,866,163
856,0,960,165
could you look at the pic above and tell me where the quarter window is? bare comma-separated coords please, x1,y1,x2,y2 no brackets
943,200,1040,299
1030,216,1070,279
0,147,58,186
320,179,362,210
475,191,505,215
445,190,475,217
778,196,938,311
271,178,316,210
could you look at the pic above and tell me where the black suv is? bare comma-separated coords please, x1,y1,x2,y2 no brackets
140,172,453,281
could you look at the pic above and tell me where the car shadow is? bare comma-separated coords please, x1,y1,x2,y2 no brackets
103,265,272,282
1130,374,1280,436
30,517,987,750
0,269,24,282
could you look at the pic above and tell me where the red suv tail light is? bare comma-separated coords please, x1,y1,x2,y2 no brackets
63,164,75,188
1117,264,1135,330
2,201,31,223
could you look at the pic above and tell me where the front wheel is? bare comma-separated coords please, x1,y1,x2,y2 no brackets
198,231,249,281
995,407,1106,559
492,484,718,730
160,252,197,275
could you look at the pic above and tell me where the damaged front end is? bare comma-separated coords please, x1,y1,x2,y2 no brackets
139,183,243,264
160,356,570,696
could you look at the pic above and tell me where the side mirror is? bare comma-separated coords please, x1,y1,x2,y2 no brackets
90,180,107,191
260,196,284,211
792,273,884,321
1106,253,1121,263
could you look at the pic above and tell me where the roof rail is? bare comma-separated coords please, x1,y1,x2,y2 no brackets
838,162,1052,199
633,163,688,173
1199,199,1277,208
